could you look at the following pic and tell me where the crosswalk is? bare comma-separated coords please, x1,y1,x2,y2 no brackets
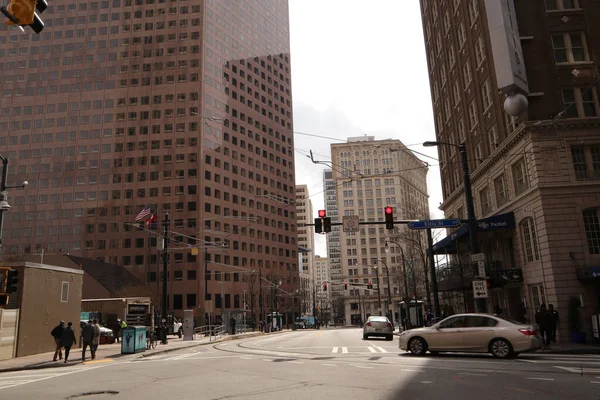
331,346,388,354
0,367,92,390
519,354,600,375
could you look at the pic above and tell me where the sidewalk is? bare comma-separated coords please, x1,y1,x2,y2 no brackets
537,341,600,355
0,330,270,373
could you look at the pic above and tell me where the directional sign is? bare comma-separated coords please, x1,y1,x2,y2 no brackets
343,215,360,232
472,280,488,298
477,261,486,277
408,219,461,230
471,253,485,262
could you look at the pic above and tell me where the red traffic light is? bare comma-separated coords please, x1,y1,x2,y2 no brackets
318,209,326,218
385,206,393,215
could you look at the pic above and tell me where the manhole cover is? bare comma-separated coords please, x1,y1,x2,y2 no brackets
68,391,119,399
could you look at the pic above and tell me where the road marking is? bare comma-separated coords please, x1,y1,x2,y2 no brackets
354,365,372,369
591,381,600,384
505,386,534,394
525,377,554,381
375,346,387,353
240,357,253,360
322,364,337,367
342,347,348,354
332,347,338,353
421,381,433,384
368,347,377,353
519,359,538,363
315,333,322,338
460,373,487,376
288,361,303,364
401,369,423,372
555,366,600,374
0,365,107,390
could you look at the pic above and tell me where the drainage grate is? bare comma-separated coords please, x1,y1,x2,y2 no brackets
68,391,119,399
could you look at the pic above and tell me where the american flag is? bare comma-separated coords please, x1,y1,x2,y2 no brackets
135,204,152,221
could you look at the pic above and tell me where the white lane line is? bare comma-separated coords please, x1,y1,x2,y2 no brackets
354,365,373,369
332,347,338,353
0,365,107,391
375,346,387,353
401,369,423,372
525,377,554,381
342,347,348,354
555,366,600,373
167,352,199,361
240,357,253,360
288,361,303,364
460,373,488,376
591,381,600,384
322,364,337,367
368,347,377,353
421,381,433,384
519,360,539,363
262,359,272,362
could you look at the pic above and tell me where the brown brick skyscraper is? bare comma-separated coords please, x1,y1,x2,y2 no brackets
0,0,298,324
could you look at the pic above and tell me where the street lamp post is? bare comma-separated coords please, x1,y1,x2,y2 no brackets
0,156,28,250
424,141,486,313
161,212,170,345
375,259,394,330
374,266,382,315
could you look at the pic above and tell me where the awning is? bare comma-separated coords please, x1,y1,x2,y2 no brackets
429,212,516,255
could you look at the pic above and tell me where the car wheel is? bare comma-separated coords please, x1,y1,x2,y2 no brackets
178,328,183,338
490,338,512,359
408,337,427,356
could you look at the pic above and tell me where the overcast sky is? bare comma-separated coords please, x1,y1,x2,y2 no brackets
288,0,444,256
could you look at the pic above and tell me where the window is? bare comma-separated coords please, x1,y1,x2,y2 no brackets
462,61,472,87
187,294,196,308
512,157,529,195
173,294,183,310
551,33,588,64
479,186,492,215
475,36,486,66
570,145,600,180
582,208,600,254
494,174,509,206
453,80,461,106
481,79,492,111
530,285,546,312
562,88,599,118
468,0,479,24
545,0,579,11
61,281,69,302
521,218,540,262
457,22,466,48
468,101,478,130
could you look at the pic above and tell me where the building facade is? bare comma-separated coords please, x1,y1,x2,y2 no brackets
420,0,600,340
323,169,343,321
295,184,314,316
0,0,298,325
330,137,429,326
313,255,330,323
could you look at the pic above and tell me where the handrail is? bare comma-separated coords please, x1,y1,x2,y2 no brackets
193,324,226,341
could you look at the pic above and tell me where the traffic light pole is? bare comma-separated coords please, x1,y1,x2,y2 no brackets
161,212,169,345
0,156,8,249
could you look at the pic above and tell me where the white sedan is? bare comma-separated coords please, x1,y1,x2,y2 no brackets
398,313,542,358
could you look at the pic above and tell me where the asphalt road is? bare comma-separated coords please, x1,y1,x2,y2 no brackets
1,328,599,399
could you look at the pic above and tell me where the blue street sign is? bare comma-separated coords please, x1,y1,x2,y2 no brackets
408,219,462,230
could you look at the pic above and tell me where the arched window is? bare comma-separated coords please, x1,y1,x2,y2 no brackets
521,218,540,262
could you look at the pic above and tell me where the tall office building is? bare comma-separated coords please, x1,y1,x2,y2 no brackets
313,255,330,322
330,137,429,326
420,0,600,339
0,0,298,323
322,169,342,320
295,184,314,316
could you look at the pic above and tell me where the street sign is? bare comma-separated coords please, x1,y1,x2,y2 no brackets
477,260,486,277
205,300,214,313
408,219,461,230
343,215,360,232
471,253,485,262
472,280,488,298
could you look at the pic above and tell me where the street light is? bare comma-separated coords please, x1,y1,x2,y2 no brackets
374,259,394,330
0,155,28,249
423,141,486,313
372,266,382,316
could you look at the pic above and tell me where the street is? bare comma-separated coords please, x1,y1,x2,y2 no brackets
1,328,599,399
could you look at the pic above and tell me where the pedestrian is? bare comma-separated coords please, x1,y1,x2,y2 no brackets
548,304,560,344
115,319,122,343
535,304,552,350
230,316,236,335
92,319,101,356
81,320,95,361
120,318,128,343
50,320,65,361
60,322,76,363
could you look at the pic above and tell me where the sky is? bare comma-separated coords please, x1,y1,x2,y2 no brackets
288,0,444,256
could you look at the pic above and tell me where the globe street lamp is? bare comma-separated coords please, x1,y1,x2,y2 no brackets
423,141,486,313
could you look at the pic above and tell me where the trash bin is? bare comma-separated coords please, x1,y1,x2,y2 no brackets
121,326,146,354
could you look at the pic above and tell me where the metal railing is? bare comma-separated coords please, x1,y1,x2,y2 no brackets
193,324,226,341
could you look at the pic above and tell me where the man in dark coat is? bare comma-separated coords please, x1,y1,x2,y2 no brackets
81,320,96,361
535,304,552,349
51,321,65,361
60,322,76,363
548,304,560,343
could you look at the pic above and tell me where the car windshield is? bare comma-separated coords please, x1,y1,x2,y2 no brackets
368,317,388,323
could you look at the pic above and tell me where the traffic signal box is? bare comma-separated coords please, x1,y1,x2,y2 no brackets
1,0,47,33
385,206,394,230
314,210,331,234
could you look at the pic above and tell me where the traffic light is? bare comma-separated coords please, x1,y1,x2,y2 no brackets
6,269,18,293
314,218,323,233
323,217,332,233
323,283,327,291
367,281,373,289
1,0,48,34
384,206,394,230
318,210,326,218
344,282,348,290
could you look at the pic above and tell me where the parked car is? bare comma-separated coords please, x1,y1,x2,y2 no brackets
363,316,394,340
398,313,542,358
79,321,115,344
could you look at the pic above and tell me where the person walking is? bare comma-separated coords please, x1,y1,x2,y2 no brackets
548,304,560,344
535,304,552,350
115,319,122,344
81,320,95,361
230,317,236,335
50,320,65,361
60,322,76,363
92,319,101,357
